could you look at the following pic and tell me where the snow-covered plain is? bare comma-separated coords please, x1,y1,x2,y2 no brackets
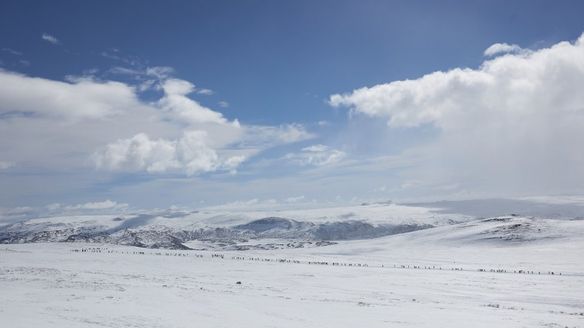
1,214,583,328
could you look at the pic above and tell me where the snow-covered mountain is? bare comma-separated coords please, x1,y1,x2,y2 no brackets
0,215,434,250
0,203,464,249
2,202,583,251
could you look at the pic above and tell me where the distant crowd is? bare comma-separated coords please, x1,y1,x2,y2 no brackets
70,247,565,277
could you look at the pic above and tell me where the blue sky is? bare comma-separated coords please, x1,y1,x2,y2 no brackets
1,1,584,212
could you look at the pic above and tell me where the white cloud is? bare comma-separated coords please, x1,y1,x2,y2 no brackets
0,78,176,173
100,49,143,67
483,43,525,57
223,155,246,171
0,69,313,174
145,66,174,79
329,33,584,196
108,66,175,85
204,198,281,211
0,201,131,221
273,124,315,143
0,206,35,222
238,124,315,149
2,48,23,56
218,100,229,108
93,131,246,175
43,200,129,215
110,66,171,92
46,203,62,211
158,78,231,125
108,66,140,76
285,195,305,203
285,144,346,167
0,70,141,120
65,199,128,211
161,78,193,95
1,206,33,215
41,33,60,45
197,88,214,95
0,65,323,210
94,133,181,173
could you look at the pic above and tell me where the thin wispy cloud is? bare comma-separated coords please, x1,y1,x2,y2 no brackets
100,49,145,67
197,88,214,95
285,144,346,167
2,48,23,56
41,33,60,45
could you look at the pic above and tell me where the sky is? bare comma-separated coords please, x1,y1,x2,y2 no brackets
1,0,584,213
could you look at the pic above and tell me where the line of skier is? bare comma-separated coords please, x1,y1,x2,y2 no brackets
69,247,565,276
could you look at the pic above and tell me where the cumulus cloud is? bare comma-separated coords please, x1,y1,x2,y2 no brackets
285,144,346,167
330,33,584,196
93,131,246,175
0,65,325,212
41,33,60,45
89,121,316,176
483,43,525,57
0,70,182,174
0,67,316,178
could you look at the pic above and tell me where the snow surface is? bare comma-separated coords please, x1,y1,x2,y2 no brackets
1,216,583,328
